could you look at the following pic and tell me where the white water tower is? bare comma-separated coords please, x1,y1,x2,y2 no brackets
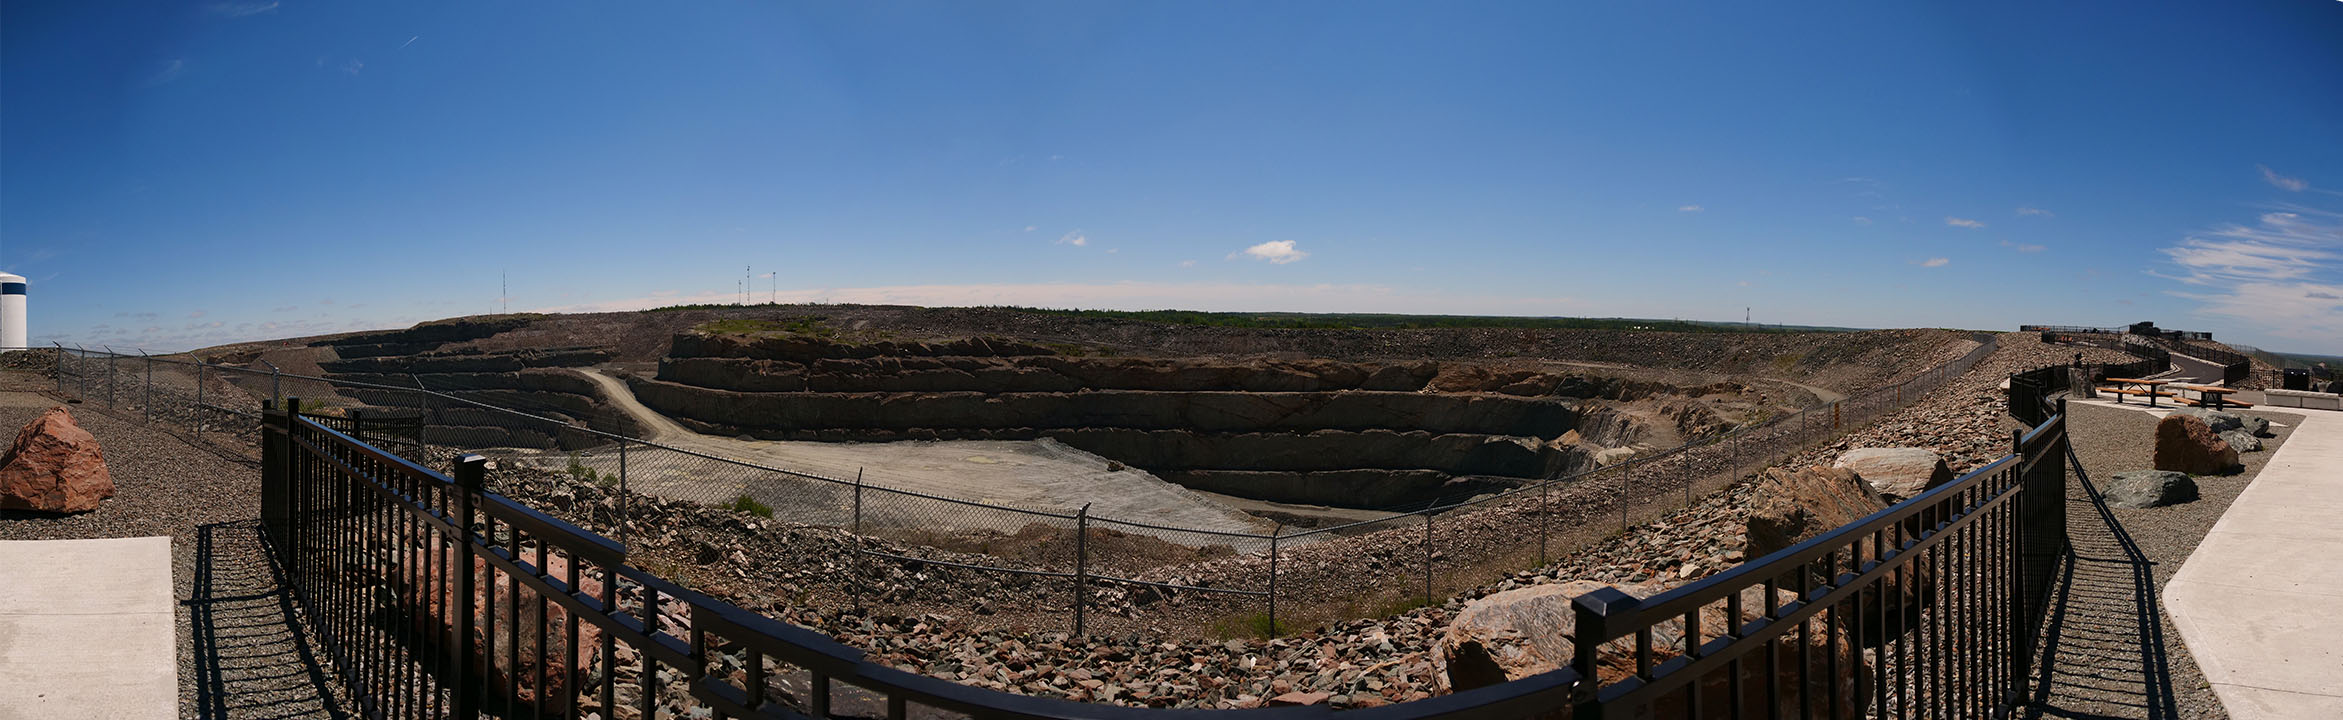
0,273,25,349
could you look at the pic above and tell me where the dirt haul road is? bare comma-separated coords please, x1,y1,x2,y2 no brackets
541,370,1275,542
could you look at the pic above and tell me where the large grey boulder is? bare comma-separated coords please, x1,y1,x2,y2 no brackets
2219,429,2263,453
2103,470,2199,509
1833,447,1954,502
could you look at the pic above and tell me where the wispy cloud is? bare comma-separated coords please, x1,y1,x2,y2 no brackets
2016,207,2054,217
207,2,279,17
1999,240,2047,253
2259,164,2308,192
147,59,186,86
399,36,420,50
1915,257,1951,267
1944,217,1986,229
2159,206,2343,351
1677,205,1704,213
341,59,365,76
1233,240,1308,264
1852,216,1873,226
1179,260,1197,268
1023,225,1037,232
1056,230,1087,247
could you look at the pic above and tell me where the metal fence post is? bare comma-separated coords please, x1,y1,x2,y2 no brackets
1618,462,1630,530
105,347,116,408
617,438,631,546
1267,524,1281,637
853,468,864,535
1422,511,1434,608
452,454,486,718
1074,503,1090,638
52,342,63,394
350,409,366,444
1538,479,1550,565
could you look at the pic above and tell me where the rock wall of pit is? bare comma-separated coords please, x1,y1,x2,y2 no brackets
631,332,1644,508
309,321,630,449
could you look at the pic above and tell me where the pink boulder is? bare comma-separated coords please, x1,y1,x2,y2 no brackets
0,406,115,513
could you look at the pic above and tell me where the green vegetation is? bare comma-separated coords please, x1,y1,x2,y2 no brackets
723,493,775,518
693,316,837,337
1210,611,1288,639
566,452,617,488
989,307,1848,333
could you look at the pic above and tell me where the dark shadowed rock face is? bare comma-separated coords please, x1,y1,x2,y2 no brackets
1745,466,1883,560
0,406,115,513
2103,470,2198,509
2153,415,2237,475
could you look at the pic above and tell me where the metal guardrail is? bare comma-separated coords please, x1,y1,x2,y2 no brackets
258,361,2077,719
51,334,2004,638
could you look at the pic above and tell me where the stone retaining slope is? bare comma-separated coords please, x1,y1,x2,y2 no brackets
634,332,1664,507
0,536,177,720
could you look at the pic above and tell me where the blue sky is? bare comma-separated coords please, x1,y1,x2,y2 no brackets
4,1,2340,354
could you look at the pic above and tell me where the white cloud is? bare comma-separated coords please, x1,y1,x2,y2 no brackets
1944,217,1985,229
1917,257,1951,267
2159,207,2343,352
207,2,279,17
1024,226,1037,232
1999,240,2047,253
1677,205,1704,213
1233,240,1308,264
2259,164,2309,192
1179,260,1197,268
1852,217,1873,226
2016,207,2054,217
1056,231,1087,247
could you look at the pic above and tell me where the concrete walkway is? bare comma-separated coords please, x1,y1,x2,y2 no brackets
0,536,178,720
2164,406,2343,719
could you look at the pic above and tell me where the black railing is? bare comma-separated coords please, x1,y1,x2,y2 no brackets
261,374,2073,718
1565,399,2067,719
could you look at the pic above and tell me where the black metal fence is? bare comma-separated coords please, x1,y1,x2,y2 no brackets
259,364,2075,719
62,335,2004,640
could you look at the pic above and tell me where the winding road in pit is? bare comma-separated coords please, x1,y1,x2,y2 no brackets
558,369,1277,540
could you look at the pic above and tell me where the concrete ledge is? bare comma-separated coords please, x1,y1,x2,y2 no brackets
2263,388,2342,410
0,537,178,720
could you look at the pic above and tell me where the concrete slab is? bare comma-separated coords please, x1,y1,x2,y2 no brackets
2166,408,2343,719
0,537,177,720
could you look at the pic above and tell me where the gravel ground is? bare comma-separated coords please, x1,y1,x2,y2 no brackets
0,371,352,719
2030,399,2304,719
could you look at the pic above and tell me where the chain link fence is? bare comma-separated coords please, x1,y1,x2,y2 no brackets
45,334,1999,637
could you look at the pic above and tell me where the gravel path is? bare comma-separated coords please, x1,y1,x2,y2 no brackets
0,373,352,719
2028,399,2304,719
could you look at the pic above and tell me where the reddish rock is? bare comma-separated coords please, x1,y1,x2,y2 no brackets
1268,690,1331,706
0,406,114,513
2154,414,2237,475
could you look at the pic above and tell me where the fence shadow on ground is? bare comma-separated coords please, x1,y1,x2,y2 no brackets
2021,450,2181,720
187,521,352,720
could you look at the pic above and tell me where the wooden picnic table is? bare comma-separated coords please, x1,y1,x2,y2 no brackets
2175,384,2243,410
2102,377,2177,407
